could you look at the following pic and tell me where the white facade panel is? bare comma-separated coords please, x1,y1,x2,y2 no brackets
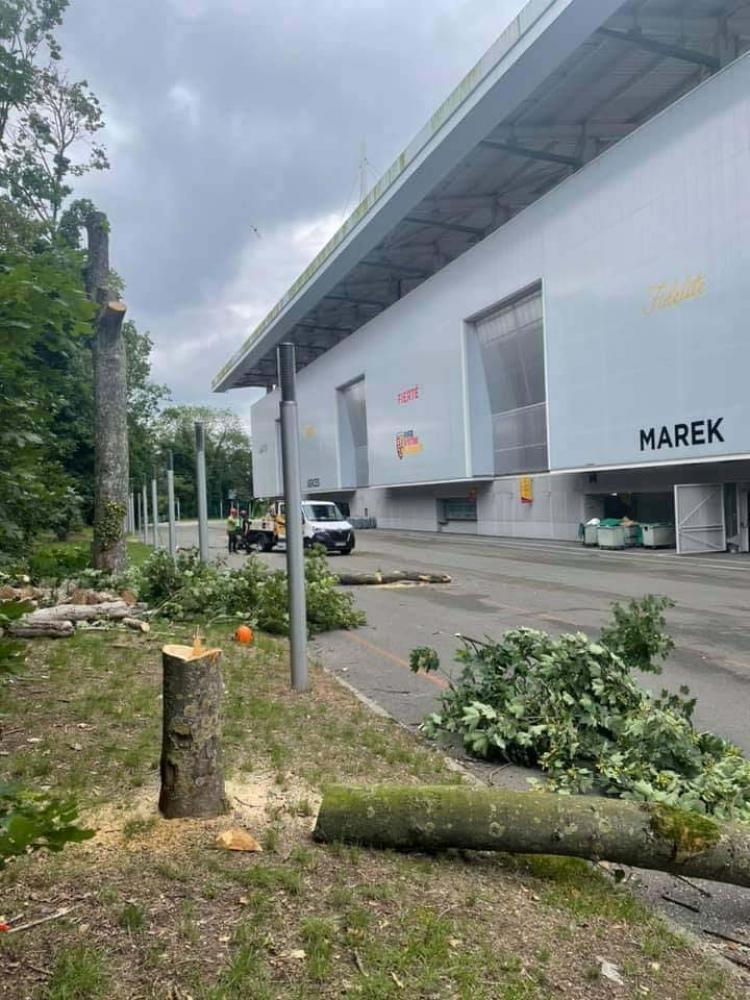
252,54,750,498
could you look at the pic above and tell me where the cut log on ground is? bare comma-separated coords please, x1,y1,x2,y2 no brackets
19,601,143,624
6,621,74,639
122,617,150,633
159,644,227,819
335,570,451,586
314,784,750,889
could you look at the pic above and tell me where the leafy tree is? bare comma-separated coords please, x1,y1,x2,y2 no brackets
2,66,108,228
125,321,170,489
0,0,67,145
0,243,94,555
155,406,253,518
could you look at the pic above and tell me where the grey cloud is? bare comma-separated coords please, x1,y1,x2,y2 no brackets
60,0,525,415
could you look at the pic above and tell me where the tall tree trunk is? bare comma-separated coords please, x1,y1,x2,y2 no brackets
85,211,129,573
314,784,750,889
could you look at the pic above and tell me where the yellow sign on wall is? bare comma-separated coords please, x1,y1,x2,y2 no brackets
519,476,533,504
643,274,705,316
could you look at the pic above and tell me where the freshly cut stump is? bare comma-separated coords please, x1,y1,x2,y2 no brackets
159,644,227,819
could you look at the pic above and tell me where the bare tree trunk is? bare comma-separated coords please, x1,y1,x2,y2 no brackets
6,621,74,639
314,785,750,889
17,601,143,623
85,211,129,573
159,644,228,819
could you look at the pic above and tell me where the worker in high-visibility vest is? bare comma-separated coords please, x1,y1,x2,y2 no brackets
226,508,240,553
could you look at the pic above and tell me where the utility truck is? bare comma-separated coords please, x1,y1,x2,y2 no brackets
245,500,355,555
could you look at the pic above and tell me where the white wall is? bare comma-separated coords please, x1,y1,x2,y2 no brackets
478,474,585,540
252,52,750,498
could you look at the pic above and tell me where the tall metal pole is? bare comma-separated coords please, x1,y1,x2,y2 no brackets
195,421,210,563
277,343,308,692
176,498,181,521
129,493,135,534
142,482,149,544
151,470,159,548
167,450,177,558
136,490,143,537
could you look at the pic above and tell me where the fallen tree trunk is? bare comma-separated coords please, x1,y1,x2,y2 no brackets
122,617,150,633
314,784,750,889
20,601,143,624
336,570,451,586
6,621,74,639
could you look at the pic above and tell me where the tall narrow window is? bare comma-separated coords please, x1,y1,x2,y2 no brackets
474,288,548,475
338,377,369,487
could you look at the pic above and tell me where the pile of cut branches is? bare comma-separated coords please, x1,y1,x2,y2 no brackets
411,596,750,821
124,546,366,635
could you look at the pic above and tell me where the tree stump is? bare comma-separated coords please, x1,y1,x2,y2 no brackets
159,644,227,819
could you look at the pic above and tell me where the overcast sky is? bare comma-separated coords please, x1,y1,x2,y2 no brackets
61,0,526,426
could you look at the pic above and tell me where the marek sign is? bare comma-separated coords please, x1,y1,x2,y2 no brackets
639,418,724,452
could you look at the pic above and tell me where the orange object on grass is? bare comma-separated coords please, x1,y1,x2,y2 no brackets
235,624,254,645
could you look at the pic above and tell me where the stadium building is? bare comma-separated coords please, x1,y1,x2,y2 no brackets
214,0,750,554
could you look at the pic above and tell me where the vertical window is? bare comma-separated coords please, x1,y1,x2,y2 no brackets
474,288,548,475
338,377,369,488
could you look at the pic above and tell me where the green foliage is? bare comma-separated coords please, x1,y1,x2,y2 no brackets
123,321,170,487
600,594,675,674
0,599,33,676
93,498,126,551
0,246,94,554
154,405,252,519
2,64,108,228
415,597,750,821
131,545,365,635
0,1,68,147
410,647,440,674
0,783,93,871
28,540,91,581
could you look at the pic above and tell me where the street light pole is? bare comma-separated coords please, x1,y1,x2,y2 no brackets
151,469,159,548
195,421,210,563
167,450,177,558
142,482,149,544
277,342,308,692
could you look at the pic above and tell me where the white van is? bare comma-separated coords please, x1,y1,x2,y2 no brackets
246,500,355,554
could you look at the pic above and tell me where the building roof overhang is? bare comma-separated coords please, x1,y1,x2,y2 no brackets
213,0,750,392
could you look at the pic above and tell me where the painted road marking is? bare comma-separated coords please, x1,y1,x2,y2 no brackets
343,631,449,690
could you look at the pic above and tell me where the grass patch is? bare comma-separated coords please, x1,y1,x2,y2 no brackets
118,901,147,933
0,627,742,1000
46,943,111,999
122,815,158,840
238,865,302,895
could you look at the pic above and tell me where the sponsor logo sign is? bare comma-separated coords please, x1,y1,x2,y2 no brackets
643,274,705,316
396,430,422,459
397,385,420,405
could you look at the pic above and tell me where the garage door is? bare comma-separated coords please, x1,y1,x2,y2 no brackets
674,484,726,554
